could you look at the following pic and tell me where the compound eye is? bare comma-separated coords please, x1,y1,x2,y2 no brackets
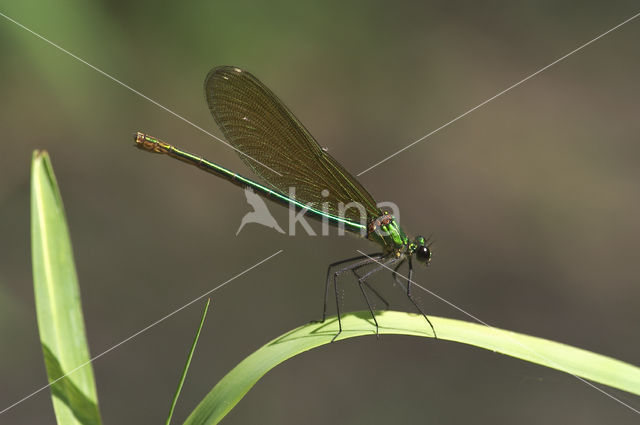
416,246,431,262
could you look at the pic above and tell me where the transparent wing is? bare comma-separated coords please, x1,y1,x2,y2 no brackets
204,66,380,223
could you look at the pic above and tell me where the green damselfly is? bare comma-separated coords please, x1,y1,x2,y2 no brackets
135,66,435,340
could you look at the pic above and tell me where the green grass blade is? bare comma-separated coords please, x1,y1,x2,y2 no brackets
31,151,102,425
184,311,640,425
166,299,212,425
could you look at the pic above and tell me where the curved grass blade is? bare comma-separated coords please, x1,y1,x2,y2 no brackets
184,311,640,425
31,151,102,425
166,298,211,425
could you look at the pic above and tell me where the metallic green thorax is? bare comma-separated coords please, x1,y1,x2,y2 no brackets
367,213,412,254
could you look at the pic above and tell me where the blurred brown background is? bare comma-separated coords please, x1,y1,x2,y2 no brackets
1,1,639,424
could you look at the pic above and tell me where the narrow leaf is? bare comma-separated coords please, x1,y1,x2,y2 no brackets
166,299,212,425
31,151,102,425
184,311,640,425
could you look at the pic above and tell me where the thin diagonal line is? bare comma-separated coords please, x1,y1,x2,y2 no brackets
0,249,283,415
357,11,640,176
356,250,640,414
0,10,283,177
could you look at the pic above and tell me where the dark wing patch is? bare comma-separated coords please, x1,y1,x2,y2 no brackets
204,66,380,222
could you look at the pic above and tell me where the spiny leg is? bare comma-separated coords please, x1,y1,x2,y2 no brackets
405,257,437,338
331,255,386,342
332,270,342,341
362,281,390,310
351,265,379,338
350,269,390,310
353,255,399,337
317,254,381,323
316,253,383,342
392,259,406,288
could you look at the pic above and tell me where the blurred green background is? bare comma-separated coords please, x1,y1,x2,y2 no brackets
1,1,639,424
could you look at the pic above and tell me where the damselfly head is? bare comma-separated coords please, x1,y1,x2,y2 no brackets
133,132,148,148
413,235,432,266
